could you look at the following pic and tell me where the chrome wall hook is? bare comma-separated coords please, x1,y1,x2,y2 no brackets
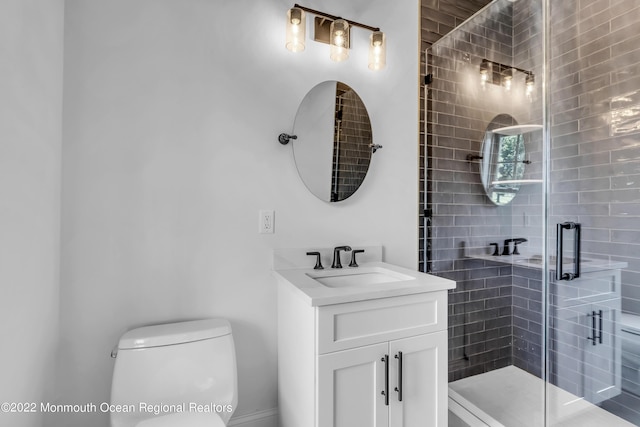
278,133,297,145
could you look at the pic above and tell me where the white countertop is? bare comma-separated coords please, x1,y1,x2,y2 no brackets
470,253,627,272
273,261,456,307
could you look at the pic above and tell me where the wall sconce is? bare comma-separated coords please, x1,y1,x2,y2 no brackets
285,4,386,71
479,58,534,99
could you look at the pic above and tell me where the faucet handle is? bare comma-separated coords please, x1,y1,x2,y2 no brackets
306,252,324,270
349,249,365,267
489,243,500,256
502,239,512,256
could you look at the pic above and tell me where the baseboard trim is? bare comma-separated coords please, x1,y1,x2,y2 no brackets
228,407,278,427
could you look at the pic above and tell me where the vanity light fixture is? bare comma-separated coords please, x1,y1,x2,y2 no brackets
479,58,534,99
285,4,386,71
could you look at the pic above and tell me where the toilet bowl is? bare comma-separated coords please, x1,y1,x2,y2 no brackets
621,312,640,397
110,319,237,427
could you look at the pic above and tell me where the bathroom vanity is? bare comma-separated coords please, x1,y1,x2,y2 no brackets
273,247,455,427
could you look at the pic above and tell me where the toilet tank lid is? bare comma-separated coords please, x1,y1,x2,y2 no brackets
118,319,231,350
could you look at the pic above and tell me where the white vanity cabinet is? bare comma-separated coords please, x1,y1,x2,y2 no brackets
551,268,622,404
277,282,449,427
317,331,446,427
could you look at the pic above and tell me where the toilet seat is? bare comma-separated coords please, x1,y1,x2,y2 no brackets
135,412,226,427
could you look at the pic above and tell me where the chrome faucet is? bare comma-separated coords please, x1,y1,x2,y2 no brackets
332,246,352,268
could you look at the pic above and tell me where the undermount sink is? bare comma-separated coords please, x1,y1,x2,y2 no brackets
306,266,415,288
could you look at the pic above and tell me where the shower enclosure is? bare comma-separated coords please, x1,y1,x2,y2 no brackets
424,0,640,425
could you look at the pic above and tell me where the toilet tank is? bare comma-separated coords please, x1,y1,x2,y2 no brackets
110,319,237,426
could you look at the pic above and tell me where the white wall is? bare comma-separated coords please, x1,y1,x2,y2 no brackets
0,0,64,426
58,0,418,425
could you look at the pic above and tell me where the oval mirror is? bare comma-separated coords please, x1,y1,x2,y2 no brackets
292,81,373,202
480,114,527,206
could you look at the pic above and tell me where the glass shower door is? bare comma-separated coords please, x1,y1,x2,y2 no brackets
546,0,640,425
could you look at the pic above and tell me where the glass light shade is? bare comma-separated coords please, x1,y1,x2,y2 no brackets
479,60,489,86
368,31,386,70
330,19,349,62
503,71,512,91
525,73,535,99
286,7,306,52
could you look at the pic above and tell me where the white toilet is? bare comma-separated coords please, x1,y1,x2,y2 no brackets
110,319,237,427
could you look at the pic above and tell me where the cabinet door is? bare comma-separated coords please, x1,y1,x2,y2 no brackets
583,298,621,403
317,342,389,427
551,299,620,404
389,330,447,427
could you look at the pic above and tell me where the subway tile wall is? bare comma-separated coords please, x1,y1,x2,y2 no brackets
423,0,545,381
423,0,640,396
419,0,493,273
549,0,640,317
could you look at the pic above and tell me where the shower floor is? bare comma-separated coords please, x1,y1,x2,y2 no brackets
448,366,635,427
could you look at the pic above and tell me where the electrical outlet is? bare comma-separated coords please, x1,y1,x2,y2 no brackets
259,210,275,234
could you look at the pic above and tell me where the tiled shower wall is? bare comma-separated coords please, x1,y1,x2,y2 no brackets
423,0,545,381
423,0,640,386
548,0,640,316
419,0,493,273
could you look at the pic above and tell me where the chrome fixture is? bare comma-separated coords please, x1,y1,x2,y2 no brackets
285,4,386,71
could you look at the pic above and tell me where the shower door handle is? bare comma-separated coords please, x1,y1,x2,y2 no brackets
556,222,581,281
